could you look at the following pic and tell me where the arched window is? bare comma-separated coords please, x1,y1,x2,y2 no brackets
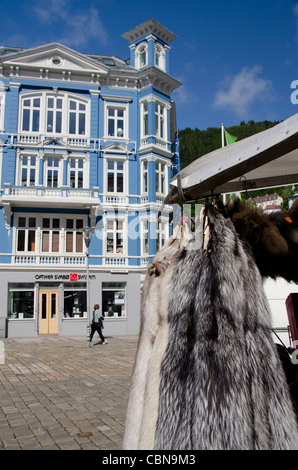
155,44,165,71
135,42,148,69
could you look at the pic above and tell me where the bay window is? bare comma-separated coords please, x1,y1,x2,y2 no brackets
15,215,86,255
19,92,89,137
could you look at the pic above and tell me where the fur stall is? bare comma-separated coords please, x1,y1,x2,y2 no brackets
154,207,298,450
123,205,298,450
122,224,192,450
227,198,298,283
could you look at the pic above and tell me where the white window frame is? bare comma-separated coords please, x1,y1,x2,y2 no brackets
155,101,166,140
156,218,168,252
141,218,149,255
14,214,87,255
154,43,165,71
104,217,126,255
41,217,61,253
18,91,90,137
155,160,167,196
20,95,41,133
104,157,126,194
104,102,128,140
15,215,37,253
44,156,62,188
17,153,39,187
135,42,148,69
140,101,148,138
141,160,148,194
0,92,6,132
68,157,86,189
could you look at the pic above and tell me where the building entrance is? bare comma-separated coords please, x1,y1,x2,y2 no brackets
39,290,59,334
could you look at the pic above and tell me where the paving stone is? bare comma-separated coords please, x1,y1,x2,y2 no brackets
0,335,138,450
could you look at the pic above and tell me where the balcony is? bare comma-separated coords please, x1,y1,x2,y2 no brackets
1,184,101,206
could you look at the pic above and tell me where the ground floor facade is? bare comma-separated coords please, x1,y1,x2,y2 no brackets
0,268,142,338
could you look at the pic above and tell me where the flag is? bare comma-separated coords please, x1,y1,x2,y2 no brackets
173,131,181,174
224,129,238,145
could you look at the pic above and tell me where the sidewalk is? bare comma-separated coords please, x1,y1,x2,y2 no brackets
0,335,138,450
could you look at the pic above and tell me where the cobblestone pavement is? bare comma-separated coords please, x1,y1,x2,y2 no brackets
0,335,138,450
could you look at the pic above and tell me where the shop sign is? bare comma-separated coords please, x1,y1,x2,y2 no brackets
35,273,96,281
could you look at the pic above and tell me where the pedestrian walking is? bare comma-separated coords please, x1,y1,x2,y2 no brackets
90,304,108,345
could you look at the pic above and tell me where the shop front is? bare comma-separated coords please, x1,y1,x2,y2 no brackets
1,269,141,338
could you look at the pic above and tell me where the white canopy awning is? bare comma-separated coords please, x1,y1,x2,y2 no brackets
168,113,298,204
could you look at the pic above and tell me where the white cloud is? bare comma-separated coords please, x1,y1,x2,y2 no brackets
213,65,274,117
33,0,108,47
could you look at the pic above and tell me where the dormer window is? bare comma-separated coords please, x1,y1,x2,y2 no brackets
135,42,147,69
155,44,165,71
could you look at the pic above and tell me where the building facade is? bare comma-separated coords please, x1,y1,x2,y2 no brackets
0,19,181,338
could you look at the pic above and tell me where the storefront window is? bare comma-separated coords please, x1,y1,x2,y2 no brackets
64,283,87,318
102,282,126,318
8,284,35,319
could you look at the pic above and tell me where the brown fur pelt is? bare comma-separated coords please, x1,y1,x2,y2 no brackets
226,198,298,283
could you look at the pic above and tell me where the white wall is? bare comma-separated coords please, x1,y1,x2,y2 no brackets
264,278,298,347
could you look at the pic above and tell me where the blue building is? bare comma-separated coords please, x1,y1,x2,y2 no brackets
0,19,181,338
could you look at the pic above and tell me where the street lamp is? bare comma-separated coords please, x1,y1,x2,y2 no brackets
80,227,94,348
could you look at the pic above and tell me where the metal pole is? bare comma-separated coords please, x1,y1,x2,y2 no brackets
86,246,90,348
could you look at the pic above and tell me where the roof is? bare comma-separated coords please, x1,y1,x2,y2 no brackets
168,113,298,204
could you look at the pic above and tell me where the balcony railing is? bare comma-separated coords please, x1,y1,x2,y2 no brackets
11,254,149,267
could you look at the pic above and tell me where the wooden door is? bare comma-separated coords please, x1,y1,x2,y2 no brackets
39,290,59,334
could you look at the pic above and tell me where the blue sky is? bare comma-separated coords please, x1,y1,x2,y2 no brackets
1,0,298,130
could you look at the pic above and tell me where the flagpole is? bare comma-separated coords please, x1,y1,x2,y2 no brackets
221,123,225,147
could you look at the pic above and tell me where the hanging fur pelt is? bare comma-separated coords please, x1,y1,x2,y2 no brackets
227,198,298,283
154,207,298,450
122,224,192,450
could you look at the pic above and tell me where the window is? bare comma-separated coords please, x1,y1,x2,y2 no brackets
8,284,35,319
102,283,126,318
156,220,168,252
155,44,165,71
19,92,89,137
69,100,86,135
47,96,62,133
41,218,60,252
106,106,126,138
66,218,84,253
142,219,149,255
64,283,87,318
107,160,124,193
142,160,148,193
69,158,84,188
155,102,166,139
17,217,36,252
45,157,60,187
0,93,5,131
20,155,37,186
156,161,166,195
141,101,148,137
21,96,40,132
135,43,147,69
106,219,124,254
14,215,87,257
